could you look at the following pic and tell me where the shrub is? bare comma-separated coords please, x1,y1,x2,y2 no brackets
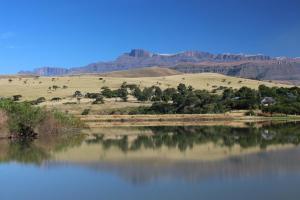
0,99,45,136
51,97,62,101
73,91,82,97
92,96,104,104
12,95,22,101
36,97,46,104
29,97,46,105
85,93,102,99
81,109,90,115
52,85,60,90
0,99,82,137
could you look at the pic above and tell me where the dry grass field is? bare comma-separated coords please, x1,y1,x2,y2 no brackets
100,66,182,77
0,72,290,101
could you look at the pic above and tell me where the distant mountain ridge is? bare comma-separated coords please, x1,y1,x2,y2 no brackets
19,49,300,84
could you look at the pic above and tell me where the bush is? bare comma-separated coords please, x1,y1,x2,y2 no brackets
30,97,46,105
36,97,46,104
92,96,104,104
0,99,81,137
51,97,62,101
73,91,82,97
245,110,255,116
52,85,60,90
81,109,90,115
12,95,22,101
0,99,45,136
85,93,102,99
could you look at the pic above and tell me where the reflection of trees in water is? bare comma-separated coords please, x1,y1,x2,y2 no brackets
86,122,300,152
2,123,300,164
1,133,86,164
6,139,50,164
52,133,86,152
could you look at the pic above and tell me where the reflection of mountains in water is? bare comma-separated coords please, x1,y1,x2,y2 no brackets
46,147,300,184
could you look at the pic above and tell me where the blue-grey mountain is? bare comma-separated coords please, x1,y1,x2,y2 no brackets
19,49,300,84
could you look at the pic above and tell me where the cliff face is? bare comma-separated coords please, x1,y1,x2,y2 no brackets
172,60,300,83
19,49,300,84
33,67,69,76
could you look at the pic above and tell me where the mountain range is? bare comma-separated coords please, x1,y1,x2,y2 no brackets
19,49,300,84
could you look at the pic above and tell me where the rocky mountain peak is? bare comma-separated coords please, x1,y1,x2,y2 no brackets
128,49,152,58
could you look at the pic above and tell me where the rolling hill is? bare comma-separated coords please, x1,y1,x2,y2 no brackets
100,67,182,78
1,72,290,101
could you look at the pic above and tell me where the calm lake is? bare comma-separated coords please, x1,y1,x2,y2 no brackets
1,122,300,200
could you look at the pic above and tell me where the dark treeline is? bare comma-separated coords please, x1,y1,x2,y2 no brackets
98,82,300,115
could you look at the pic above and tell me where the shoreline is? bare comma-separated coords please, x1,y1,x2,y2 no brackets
79,113,300,127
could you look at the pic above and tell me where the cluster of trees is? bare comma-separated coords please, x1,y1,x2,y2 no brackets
101,83,177,103
258,85,300,115
85,93,104,104
74,82,300,115
101,82,129,102
127,83,300,115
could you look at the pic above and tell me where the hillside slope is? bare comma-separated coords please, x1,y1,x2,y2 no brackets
1,73,290,100
100,67,182,78
172,60,300,84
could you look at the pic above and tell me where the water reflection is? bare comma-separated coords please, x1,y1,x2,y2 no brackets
2,122,300,200
6,140,50,164
1,122,300,163
0,134,85,164
86,122,300,152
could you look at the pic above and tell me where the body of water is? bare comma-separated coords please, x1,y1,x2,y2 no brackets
1,122,300,200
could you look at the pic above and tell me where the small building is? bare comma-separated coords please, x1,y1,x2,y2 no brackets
261,97,276,106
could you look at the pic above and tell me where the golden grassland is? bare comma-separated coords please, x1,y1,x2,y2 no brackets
0,72,295,127
42,98,152,115
100,66,182,77
0,73,290,101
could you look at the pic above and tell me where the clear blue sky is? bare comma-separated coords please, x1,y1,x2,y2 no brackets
0,0,300,74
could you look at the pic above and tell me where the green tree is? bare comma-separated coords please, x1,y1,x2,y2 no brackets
162,88,177,102
151,86,163,101
177,83,188,95
101,87,114,98
117,88,128,102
